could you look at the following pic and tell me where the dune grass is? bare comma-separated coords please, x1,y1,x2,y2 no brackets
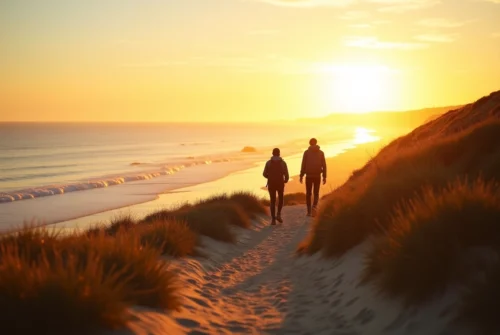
0,245,129,335
362,178,500,304
143,192,265,243
140,220,198,257
300,119,500,257
261,192,307,207
0,190,265,334
0,226,180,334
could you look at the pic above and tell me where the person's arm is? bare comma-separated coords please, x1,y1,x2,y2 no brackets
321,152,327,180
300,151,307,179
283,161,289,183
263,161,269,178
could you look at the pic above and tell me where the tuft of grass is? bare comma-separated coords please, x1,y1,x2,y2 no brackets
362,178,500,305
87,214,136,237
0,225,181,335
457,255,500,335
229,191,268,217
283,192,307,205
0,245,129,335
143,195,258,243
140,220,198,257
77,232,181,310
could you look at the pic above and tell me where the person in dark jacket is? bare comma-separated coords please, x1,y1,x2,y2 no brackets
263,148,289,225
300,138,327,216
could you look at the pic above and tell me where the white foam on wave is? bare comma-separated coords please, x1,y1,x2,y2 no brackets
0,158,231,204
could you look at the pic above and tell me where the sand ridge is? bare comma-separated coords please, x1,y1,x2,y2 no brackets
110,206,470,335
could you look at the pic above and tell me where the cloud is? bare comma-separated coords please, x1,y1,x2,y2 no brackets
252,0,441,11
118,61,187,68
368,0,440,12
344,36,428,50
418,18,470,28
415,33,458,43
338,10,370,20
253,0,356,7
247,29,279,35
349,23,372,28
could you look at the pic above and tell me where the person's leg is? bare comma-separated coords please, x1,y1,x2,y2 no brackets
268,184,277,222
305,177,313,215
276,186,284,222
312,177,321,209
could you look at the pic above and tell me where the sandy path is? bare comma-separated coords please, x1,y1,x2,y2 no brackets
116,206,467,335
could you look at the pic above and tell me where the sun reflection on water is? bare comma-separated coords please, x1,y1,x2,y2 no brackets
353,127,380,144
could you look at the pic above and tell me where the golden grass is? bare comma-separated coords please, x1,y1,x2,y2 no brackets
362,178,500,304
140,220,198,257
300,119,500,257
0,191,267,334
0,227,180,334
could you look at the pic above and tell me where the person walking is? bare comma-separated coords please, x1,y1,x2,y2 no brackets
263,148,289,225
300,138,327,217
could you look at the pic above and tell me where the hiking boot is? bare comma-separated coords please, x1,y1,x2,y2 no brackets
271,219,277,225
276,215,283,223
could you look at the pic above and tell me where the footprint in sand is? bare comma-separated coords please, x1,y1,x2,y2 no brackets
345,297,359,307
175,318,200,328
353,308,375,325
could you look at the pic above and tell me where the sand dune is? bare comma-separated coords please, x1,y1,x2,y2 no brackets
104,205,470,335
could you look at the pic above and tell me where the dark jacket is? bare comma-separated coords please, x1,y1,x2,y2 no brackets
300,145,327,179
263,156,289,185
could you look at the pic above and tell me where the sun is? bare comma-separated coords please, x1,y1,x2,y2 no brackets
321,64,394,113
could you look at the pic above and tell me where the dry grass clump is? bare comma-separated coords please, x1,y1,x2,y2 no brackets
261,192,307,207
0,246,129,335
0,226,180,334
86,213,136,237
143,192,265,243
362,178,500,305
228,191,268,217
140,220,198,257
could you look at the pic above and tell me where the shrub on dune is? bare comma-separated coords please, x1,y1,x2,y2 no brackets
0,225,63,263
363,178,500,305
1,227,181,315
143,197,255,243
283,192,307,205
87,214,136,237
229,191,268,217
78,232,180,310
140,220,198,257
0,246,129,335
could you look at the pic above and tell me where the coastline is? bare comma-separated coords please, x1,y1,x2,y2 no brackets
45,137,385,233
0,129,400,233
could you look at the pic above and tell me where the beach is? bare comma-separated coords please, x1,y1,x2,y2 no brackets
0,123,391,232
106,206,467,335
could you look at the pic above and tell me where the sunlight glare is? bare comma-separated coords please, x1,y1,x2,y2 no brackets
322,64,394,113
353,127,380,144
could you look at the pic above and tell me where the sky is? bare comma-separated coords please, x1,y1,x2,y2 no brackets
1,0,499,122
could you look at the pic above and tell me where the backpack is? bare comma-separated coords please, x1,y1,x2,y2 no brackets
305,150,323,176
267,160,284,185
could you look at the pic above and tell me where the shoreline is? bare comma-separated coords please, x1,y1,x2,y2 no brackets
0,129,402,233
45,138,385,232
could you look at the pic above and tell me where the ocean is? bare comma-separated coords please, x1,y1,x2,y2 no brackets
0,122,378,230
